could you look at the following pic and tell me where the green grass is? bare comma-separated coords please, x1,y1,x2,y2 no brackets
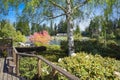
52,36,67,41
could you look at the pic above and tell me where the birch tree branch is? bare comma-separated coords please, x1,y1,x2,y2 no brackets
73,0,89,12
49,0,67,13
47,13,66,19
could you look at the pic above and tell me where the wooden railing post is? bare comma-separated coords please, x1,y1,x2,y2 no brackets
51,68,57,79
38,58,42,78
16,54,20,76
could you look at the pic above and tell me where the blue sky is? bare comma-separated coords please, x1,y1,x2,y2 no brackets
4,3,24,23
1,2,119,31
1,3,93,31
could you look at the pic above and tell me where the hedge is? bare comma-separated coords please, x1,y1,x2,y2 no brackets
61,39,120,59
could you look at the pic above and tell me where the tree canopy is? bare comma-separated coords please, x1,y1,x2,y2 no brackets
0,20,26,43
1,0,120,55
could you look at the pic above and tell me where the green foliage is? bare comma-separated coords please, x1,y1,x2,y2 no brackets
0,20,16,38
31,23,42,34
107,32,116,39
74,25,82,40
16,21,30,36
20,57,37,80
61,39,120,59
107,40,117,45
19,44,120,79
49,20,54,36
14,31,26,42
57,52,120,79
74,34,82,40
74,25,80,35
114,29,120,39
57,20,67,33
46,45,61,51
0,20,26,44
19,45,66,79
85,16,102,38
20,56,58,80
38,45,66,62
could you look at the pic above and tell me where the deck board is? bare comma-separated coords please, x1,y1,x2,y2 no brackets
0,58,24,80
0,58,4,80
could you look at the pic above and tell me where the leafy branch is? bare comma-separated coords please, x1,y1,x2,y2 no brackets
72,0,90,13
48,0,67,13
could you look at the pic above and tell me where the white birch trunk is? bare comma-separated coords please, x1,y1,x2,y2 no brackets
66,0,75,56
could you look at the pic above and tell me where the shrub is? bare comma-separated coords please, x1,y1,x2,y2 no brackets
61,39,120,59
61,39,101,53
20,57,37,80
19,44,65,79
107,40,117,46
14,31,26,43
57,52,120,79
38,45,66,62
46,45,61,51
107,32,116,39
29,30,51,46
16,46,46,53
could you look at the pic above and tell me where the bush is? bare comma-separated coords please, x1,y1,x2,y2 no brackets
14,31,26,43
57,52,120,79
45,45,61,51
20,57,37,80
16,46,46,53
38,45,66,62
19,45,66,79
107,32,116,39
29,30,51,45
107,40,117,46
61,39,120,59
61,39,102,54
20,57,52,80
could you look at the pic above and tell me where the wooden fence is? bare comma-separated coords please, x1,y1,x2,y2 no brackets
0,38,13,57
12,47,80,80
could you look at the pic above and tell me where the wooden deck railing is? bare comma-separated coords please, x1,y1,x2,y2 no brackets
12,47,80,80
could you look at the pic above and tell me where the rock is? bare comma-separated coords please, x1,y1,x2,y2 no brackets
71,53,76,57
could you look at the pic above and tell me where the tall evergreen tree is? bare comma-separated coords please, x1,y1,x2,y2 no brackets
74,25,80,35
50,20,54,35
58,20,67,33
54,23,58,36
16,21,30,36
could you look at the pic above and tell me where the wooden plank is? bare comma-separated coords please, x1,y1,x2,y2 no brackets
0,58,4,80
3,73,8,80
3,58,9,80
16,54,20,76
7,73,13,80
12,75,17,80
0,58,20,80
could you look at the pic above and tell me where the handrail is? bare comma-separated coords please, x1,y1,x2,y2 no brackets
13,47,80,80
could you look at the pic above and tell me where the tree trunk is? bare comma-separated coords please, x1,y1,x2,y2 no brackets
66,0,75,56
